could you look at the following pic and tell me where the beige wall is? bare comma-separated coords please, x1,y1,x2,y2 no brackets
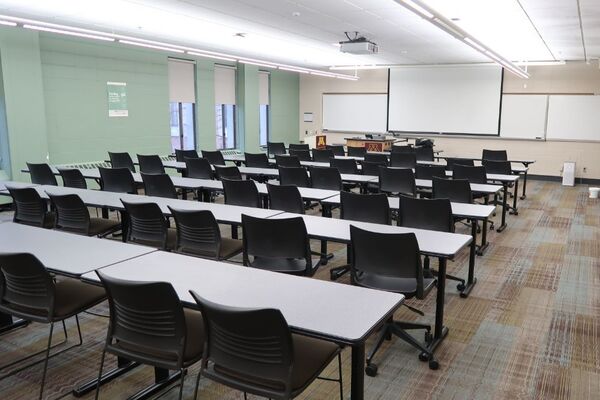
299,61,600,179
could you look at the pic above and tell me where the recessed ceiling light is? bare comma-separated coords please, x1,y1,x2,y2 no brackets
451,17,460,21
400,50,408,54
292,11,301,17
234,32,247,38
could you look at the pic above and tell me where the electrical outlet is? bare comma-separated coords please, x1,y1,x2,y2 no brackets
583,167,587,173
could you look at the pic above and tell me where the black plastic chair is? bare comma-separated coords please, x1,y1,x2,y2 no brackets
347,147,366,157
168,207,242,260
482,160,512,175
137,154,165,174
267,184,304,214
57,168,87,189
0,253,105,400
275,155,301,168
416,146,434,162
222,179,261,208
415,165,447,181
326,145,346,157
48,193,121,237
349,226,438,373
288,143,309,151
445,157,474,170
312,149,335,163
330,158,359,175
241,214,319,276
121,200,175,250
378,167,416,197
453,165,487,184
482,149,508,161
244,153,271,168
364,153,389,165
189,292,343,400
185,157,214,180
95,272,203,400
201,150,226,166
267,142,287,157
142,173,178,199
391,145,414,153
390,152,417,169
6,186,54,228
99,167,137,194
175,149,199,162
108,152,136,172
432,177,472,204
278,166,310,188
361,161,386,177
289,149,312,161
309,166,342,191
215,166,242,181
27,163,58,186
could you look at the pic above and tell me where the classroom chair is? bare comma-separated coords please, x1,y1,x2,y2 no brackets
137,154,165,174
390,152,417,169
390,145,414,153
6,186,54,228
267,183,305,214
185,157,214,180
275,155,301,168
174,149,199,162
267,141,287,157
326,145,346,156
482,149,508,161
48,193,121,237
378,166,416,197
312,148,335,163
415,146,435,162
57,168,87,189
201,150,226,166
244,152,271,168
214,165,242,181
347,147,366,157
222,178,261,208
99,167,137,194
445,157,474,170
288,143,309,151
27,162,58,186
121,200,175,250
289,149,312,161
330,158,359,175
108,152,136,172
141,172,178,199
278,166,310,188
364,153,389,165
309,166,342,191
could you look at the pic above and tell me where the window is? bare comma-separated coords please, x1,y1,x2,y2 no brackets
214,65,237,150
259,71,270,146
168,59,196,152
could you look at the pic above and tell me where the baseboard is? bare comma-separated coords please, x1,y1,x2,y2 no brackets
529,174,600,185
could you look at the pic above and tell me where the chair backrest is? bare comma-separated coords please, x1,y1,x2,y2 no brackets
326,145,346,156
288,143,309,151
453,164,487,184
391,145,414,153
137,154,165,174
390,152,417,169
312,149,334,163
432,177,472,204
174,149,199,162
99,167,137,194
275,155,301,168
364,153,389,165
215,166,242,181
398,196,453,233
190,292,294,396
168,207,222,258
340,191,390,224
482,149,507,161
415,165,447,180
482,160,512,175
330,158,359,175
309,166,342,191
47,193,91,234
288,149,312,161
347,147,366,157
185,157,214,180
415,146,434,162
267,142,287,157
141,173,177,199
241,214,312,275
7,187,49,227
58,168,87,189
361,160,387,177
445,157,474,170
0,253,55,320
222,179,261,208
108,152,136,172
201,150,226,166
244,153,270,168
350,226,425,297
121,200,169,248
378,167,416,197
27,163,58,186
278,166,310,188
97,271,187,366
267,184,304,214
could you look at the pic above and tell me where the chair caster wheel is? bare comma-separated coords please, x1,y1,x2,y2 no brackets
419,352,429,362
365,363,378,377
424,331,433,343
457,283,465,291
429,359,439,370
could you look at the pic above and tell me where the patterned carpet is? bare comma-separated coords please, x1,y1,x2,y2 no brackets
0,180,599,399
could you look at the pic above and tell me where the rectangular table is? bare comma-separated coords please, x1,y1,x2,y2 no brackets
80,251,404,400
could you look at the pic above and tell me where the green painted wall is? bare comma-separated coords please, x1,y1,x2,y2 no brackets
270,70,300,145
236,64,261,153
195,60,217,151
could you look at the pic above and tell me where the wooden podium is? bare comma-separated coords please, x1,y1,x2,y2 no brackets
345,137,396,152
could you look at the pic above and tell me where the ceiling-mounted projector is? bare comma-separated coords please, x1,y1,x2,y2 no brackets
339,32,378,55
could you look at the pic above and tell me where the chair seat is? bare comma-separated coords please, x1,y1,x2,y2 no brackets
219,237,243,260
88,218,121,236
248,256,316,275
355,272,436,298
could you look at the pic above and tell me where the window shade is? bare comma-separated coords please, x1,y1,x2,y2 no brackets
168,59,195,103
214,65,236,105
259,71,270,105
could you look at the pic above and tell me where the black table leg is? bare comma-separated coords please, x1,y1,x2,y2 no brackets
427,258,449,353
0,313,29,335
496,183,508,232
73,357,139,397
350,342,365,400
476,218,489,256
510,179,519,215
460,222,478,298
319,204,334,265
520,169,528,200
119,210,128,243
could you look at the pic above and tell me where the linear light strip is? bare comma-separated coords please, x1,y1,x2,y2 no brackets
0,20,17,27
23,24,115,42
119,40,184,53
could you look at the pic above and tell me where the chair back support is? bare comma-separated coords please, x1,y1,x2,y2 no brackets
267,184,304,214
482,149,507,161
482,160,512,175
415,146,434,161
267,142,287,157
278,167,310,188
108,152,136,172
215,166,242,181
390,152,417,169
312,149,334,163
398,196,453,232
185,158,214,180
445,157,474,170
58,168,87,189
222,179,261,208
361,161,386,177
244,153,270,168
453,165,487,184
309,166,342,191
330,158,358,175
347,147,366,157
48,193,90,233
378,167,416,197
340,191,390,224
169,208,221,258
7,187,49,226
391,145,414,153
201,150,226,166
289,149,312,161
137,154,165,174
141,173,177,199
326,145,346,156
99,167,136,194
175,149,199,162
288,143,309,151
432,177,472,204
364,153,389,165
275,155,301,168
415,165,447,180
27,163,58,186
121,201,169,247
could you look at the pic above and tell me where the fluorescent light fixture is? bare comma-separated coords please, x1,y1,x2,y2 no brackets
187,51,237,62
0,20,17,27
278,66,310,74
335,74,359,81
330,65,392,70
23,24,115,42
399,0,434,19
464,37,486,53
515,60,566,66
239,60,278,69
118,40,184,53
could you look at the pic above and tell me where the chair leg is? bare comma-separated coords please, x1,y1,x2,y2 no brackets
178,368,185,400
337,352,343,400
390,324,437,368
38,322,54,400
94,348,107,400
193,370,202,400
366,324,391,365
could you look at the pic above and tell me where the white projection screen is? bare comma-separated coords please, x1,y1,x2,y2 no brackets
387,66,503,135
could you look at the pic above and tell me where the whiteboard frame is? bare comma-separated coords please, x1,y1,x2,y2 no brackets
322,92,388,134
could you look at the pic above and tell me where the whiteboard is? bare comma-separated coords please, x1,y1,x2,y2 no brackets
500,95,547,139
322,93,387,133
546,95,600,141
388,66,503,135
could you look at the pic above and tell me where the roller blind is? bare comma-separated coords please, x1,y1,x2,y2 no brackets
168,59,195,103
214,65,236,105
259,71,270,105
